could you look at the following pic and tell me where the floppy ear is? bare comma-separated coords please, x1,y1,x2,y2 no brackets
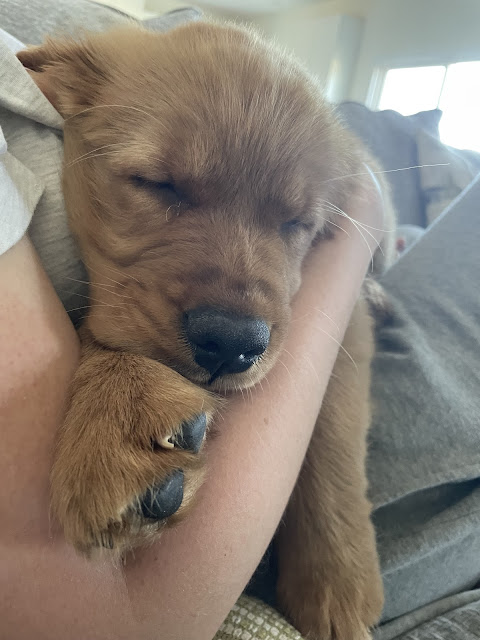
17,37,108,117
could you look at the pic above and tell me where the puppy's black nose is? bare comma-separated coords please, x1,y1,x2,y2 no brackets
185,307,270,378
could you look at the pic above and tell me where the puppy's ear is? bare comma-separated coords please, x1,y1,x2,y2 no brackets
17,38,108,118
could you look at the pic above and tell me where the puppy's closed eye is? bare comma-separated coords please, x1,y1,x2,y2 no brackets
130,174,179,200
280,218,314,235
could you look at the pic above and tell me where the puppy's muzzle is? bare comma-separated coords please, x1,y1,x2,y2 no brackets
184,307,270,381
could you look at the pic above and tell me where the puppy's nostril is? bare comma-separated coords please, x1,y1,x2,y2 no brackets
184,307,270,377
199,340,220,354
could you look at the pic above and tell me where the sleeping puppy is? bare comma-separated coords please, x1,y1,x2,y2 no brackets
18,21,394,639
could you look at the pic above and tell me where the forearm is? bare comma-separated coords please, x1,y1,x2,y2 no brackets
125,194,382,639
0,238,134,640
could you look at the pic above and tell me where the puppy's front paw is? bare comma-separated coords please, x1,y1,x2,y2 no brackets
51,345,217,555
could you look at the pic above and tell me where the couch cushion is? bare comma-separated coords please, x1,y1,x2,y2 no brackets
336,102,443,227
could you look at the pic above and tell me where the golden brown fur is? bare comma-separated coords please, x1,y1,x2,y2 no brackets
18,20,395,639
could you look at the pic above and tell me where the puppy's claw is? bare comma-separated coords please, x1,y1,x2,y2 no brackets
158,435,175,450
139,469,184,520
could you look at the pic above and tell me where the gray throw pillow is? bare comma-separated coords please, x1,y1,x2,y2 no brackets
336,102,443,227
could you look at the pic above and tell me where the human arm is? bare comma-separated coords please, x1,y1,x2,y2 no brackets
0,180,383,640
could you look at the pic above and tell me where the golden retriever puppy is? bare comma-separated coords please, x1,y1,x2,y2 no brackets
18,20,394,639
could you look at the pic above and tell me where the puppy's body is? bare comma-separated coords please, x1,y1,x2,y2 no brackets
19,21,394,639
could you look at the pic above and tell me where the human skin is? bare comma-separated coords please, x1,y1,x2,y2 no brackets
0,179,384,640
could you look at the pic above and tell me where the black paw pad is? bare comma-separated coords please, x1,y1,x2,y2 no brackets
140,469,184,520
174,414,207,454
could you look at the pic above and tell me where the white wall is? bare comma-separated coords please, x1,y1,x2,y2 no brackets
105,0,366,102
192,2,365,102
266,9,343,87
351,0,480,104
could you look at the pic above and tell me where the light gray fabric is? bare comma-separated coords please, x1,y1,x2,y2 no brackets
369,175,480,630
0,26,87,320
0,121,43,254
376,589,480,640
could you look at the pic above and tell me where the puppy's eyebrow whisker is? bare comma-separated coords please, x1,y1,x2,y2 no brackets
65,143,129,167
65,150,124,168
64,104,165,127
321,162,450,184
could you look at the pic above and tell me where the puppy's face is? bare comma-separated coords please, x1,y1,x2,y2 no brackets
20,22,360,390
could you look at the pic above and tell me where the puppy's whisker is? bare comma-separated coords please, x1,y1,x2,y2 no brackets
321,163,450,184
83,263,128,289
313,308,340,332
325,219,350,237
323,204,393,235
321,203,393,235
59,290,129,308
264,374,272,393
290,308,339,332
102,263,141,284
66,305,96,313
277,358,297,388
322,200,380,266
312,325,358,373
257,378,265,396
66,305,129,316
282,346,320,385
64,276,134,300
332,209,375,267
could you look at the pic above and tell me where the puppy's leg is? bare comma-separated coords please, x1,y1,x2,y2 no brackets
276,298,383,640
51,329,218,556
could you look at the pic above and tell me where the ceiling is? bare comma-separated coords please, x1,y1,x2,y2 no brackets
199,0,323,13
198,0,374,16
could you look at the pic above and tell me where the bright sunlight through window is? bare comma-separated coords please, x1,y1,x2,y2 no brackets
378,66,446,115
378,62,480,152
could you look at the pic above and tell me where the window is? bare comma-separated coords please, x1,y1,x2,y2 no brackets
377,62,480,152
